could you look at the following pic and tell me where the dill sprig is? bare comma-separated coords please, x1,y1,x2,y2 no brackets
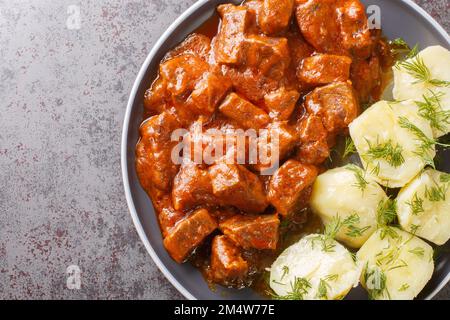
399,284,410,292
377,198,397,227
316,279,331,300
343,137,356,158
441,173,450,183
271,277,311,300
376,247,400,267
410,224,420,235
389,38,410,53
316,275,339,300
343,213,371,238
281,266,289,281
408,247,425,258
311,215,345,252
396,54,450,88
398,116,450,167
364,139,405,168
424,183,447,202
346,164,369,192
415,91,450,133
406,193,424,216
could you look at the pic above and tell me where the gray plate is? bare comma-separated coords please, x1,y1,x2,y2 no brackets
121,0,450,300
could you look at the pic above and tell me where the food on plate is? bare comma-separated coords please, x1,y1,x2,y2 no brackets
310,165,388,248
357,227,434,300
135,0,450,299
393,46,450,138
349,100,435,188
397,169,450,245
269,234,361,300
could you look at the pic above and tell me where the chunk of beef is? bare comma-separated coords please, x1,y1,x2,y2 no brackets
295,114,330,165
287,30,314,67
295,0,342,54
304,81,359,134
165,33,212,62
259,0,295,35
143,77,168,116
298,54,352,85
154,195,187,238
221,65,280,103
264,87,300,121
243,35,290,79
219,93,270,130
136,112,181,192
295,0,372,58
172,161,217,211
160,54,209,99
297,113,328,142
185,71,232,116
286,30,315,92
210,235,249,286
219,214,280,250
336,0,373,58
350,55,381,103
268,160,318,217
163,209,217,263
214,4,250,64
254,121,298,173
209,161,268,214
297,139,330,165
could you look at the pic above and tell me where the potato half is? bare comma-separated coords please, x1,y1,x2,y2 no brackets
310,165,388,248
393,46,450,138
357,227,434,300
270,235,361,300
349,100,435,188
397,169,450,245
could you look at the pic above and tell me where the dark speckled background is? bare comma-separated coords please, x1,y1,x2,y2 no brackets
0,0,448,300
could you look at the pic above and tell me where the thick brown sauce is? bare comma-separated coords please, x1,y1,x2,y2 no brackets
139,0,396,298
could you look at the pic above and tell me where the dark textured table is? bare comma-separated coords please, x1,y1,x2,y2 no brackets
0,0,448,300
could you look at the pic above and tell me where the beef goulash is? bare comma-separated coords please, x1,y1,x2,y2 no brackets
136,0,394,291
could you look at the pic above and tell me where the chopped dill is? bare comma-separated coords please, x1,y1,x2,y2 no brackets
364,139,405,168
388,259,408,271
346,164,369,192
271,277,311,300
376,247,400,267
370,162,381,176
424,183,447,202
441,173,450,183
316,279,331,300
377,198,397,226
415,91,450,133
281,266,289,281
408,247,425,258
399,284,410,292
396,54,450,88
406,193,424,216
398,116,450,167
343,213,371,238
343,137,356,158
379,226,400,241
410,224,420,235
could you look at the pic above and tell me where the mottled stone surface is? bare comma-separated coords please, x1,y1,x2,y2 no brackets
0,0,448,300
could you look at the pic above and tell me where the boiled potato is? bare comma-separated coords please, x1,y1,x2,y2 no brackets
357,227,434,300
310,165,388,248
393,46,450,138
270,235,361,300
349,100,435,188
397,169,450,245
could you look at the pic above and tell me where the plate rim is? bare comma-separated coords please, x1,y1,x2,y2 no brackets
121,0,450,300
